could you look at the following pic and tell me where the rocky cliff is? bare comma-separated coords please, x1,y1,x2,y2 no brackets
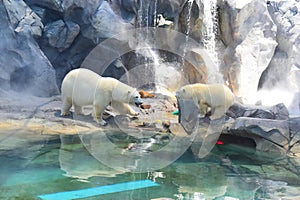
0,0,299,116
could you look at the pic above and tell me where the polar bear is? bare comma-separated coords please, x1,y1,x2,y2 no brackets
176,83,234,120
61,68,143,125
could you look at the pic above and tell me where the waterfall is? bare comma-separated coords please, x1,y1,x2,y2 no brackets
202,0,222,83
134,0,182,94
185,0,194,36
132,0,223,92
131,0,157,90
202,0,218,65
181,0,194,62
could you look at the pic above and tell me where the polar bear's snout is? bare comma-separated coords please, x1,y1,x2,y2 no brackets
134,97,143,106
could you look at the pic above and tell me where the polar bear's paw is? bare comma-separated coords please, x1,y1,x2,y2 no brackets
95,119,108,126
131,112,139,117
99,120,108,126
61,110,71,116
93,114,108,126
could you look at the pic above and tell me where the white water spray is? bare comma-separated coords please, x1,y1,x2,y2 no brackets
203,0,218,64
202,0,222,83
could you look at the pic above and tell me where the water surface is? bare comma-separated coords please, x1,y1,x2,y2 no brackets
0,130,299,200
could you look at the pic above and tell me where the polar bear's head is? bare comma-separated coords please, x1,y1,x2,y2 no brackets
129,90,143,106
176,85,194,100
112,82,143,106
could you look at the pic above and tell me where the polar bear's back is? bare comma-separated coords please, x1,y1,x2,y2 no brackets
190,83,234,107
61,68,104,106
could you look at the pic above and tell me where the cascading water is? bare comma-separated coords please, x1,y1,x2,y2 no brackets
133,0,223,92
131,0,157,89
181,0,194,62
134,0,182,94
202,0,218,63
202,0,223,84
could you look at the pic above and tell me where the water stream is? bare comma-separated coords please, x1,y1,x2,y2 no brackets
202,0,218,66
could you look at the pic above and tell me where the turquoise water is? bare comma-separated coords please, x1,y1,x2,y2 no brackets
0,131,300,200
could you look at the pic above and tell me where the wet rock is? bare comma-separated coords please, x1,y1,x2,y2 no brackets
82,1,133,43
220,0,277,100
289,117,300,155
178,0,204,41
229,117,290,149
254,136,287,158
259,1,300,106
177,99,199,134
182,50,207,84
43,20,80,52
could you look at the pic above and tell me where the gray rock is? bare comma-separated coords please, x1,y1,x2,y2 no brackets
261,0,300,93
119,0,137,13
82,1,133,43
0,2,59,97
3,0,43,37
102,58,127,80
30,6,46,21
230,117,290,149
289,117,300,155
178,0,204,41
43,20,80,52
227,102,289,120
23,0,64,12
220,0,277,101
177,98,200,134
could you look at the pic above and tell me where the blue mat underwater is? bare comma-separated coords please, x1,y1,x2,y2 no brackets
38,180,159,200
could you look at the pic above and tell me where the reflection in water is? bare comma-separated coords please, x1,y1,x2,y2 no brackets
59,135,123,181
0,131,300,199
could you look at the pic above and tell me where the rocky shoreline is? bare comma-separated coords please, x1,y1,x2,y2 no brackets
0,91,299,159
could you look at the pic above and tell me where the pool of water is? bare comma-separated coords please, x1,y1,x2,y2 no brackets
0,130,300,200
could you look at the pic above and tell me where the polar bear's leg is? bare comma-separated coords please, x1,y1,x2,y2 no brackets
73,104,83,115
61,97,72,116
199,99,208,116
93,103,108,126
210,106,225,120
111,101,138,116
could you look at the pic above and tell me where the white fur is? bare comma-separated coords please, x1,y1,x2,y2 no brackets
176,83,234,120
61,68,142,125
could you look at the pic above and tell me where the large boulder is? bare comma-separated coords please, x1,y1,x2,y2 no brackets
219,0,277,100
229,117,290,148
0,1,59,97
227,102,289,120
259,0,300,114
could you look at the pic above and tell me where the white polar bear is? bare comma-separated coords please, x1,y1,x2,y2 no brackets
61,68,143,125
176,83,234,120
